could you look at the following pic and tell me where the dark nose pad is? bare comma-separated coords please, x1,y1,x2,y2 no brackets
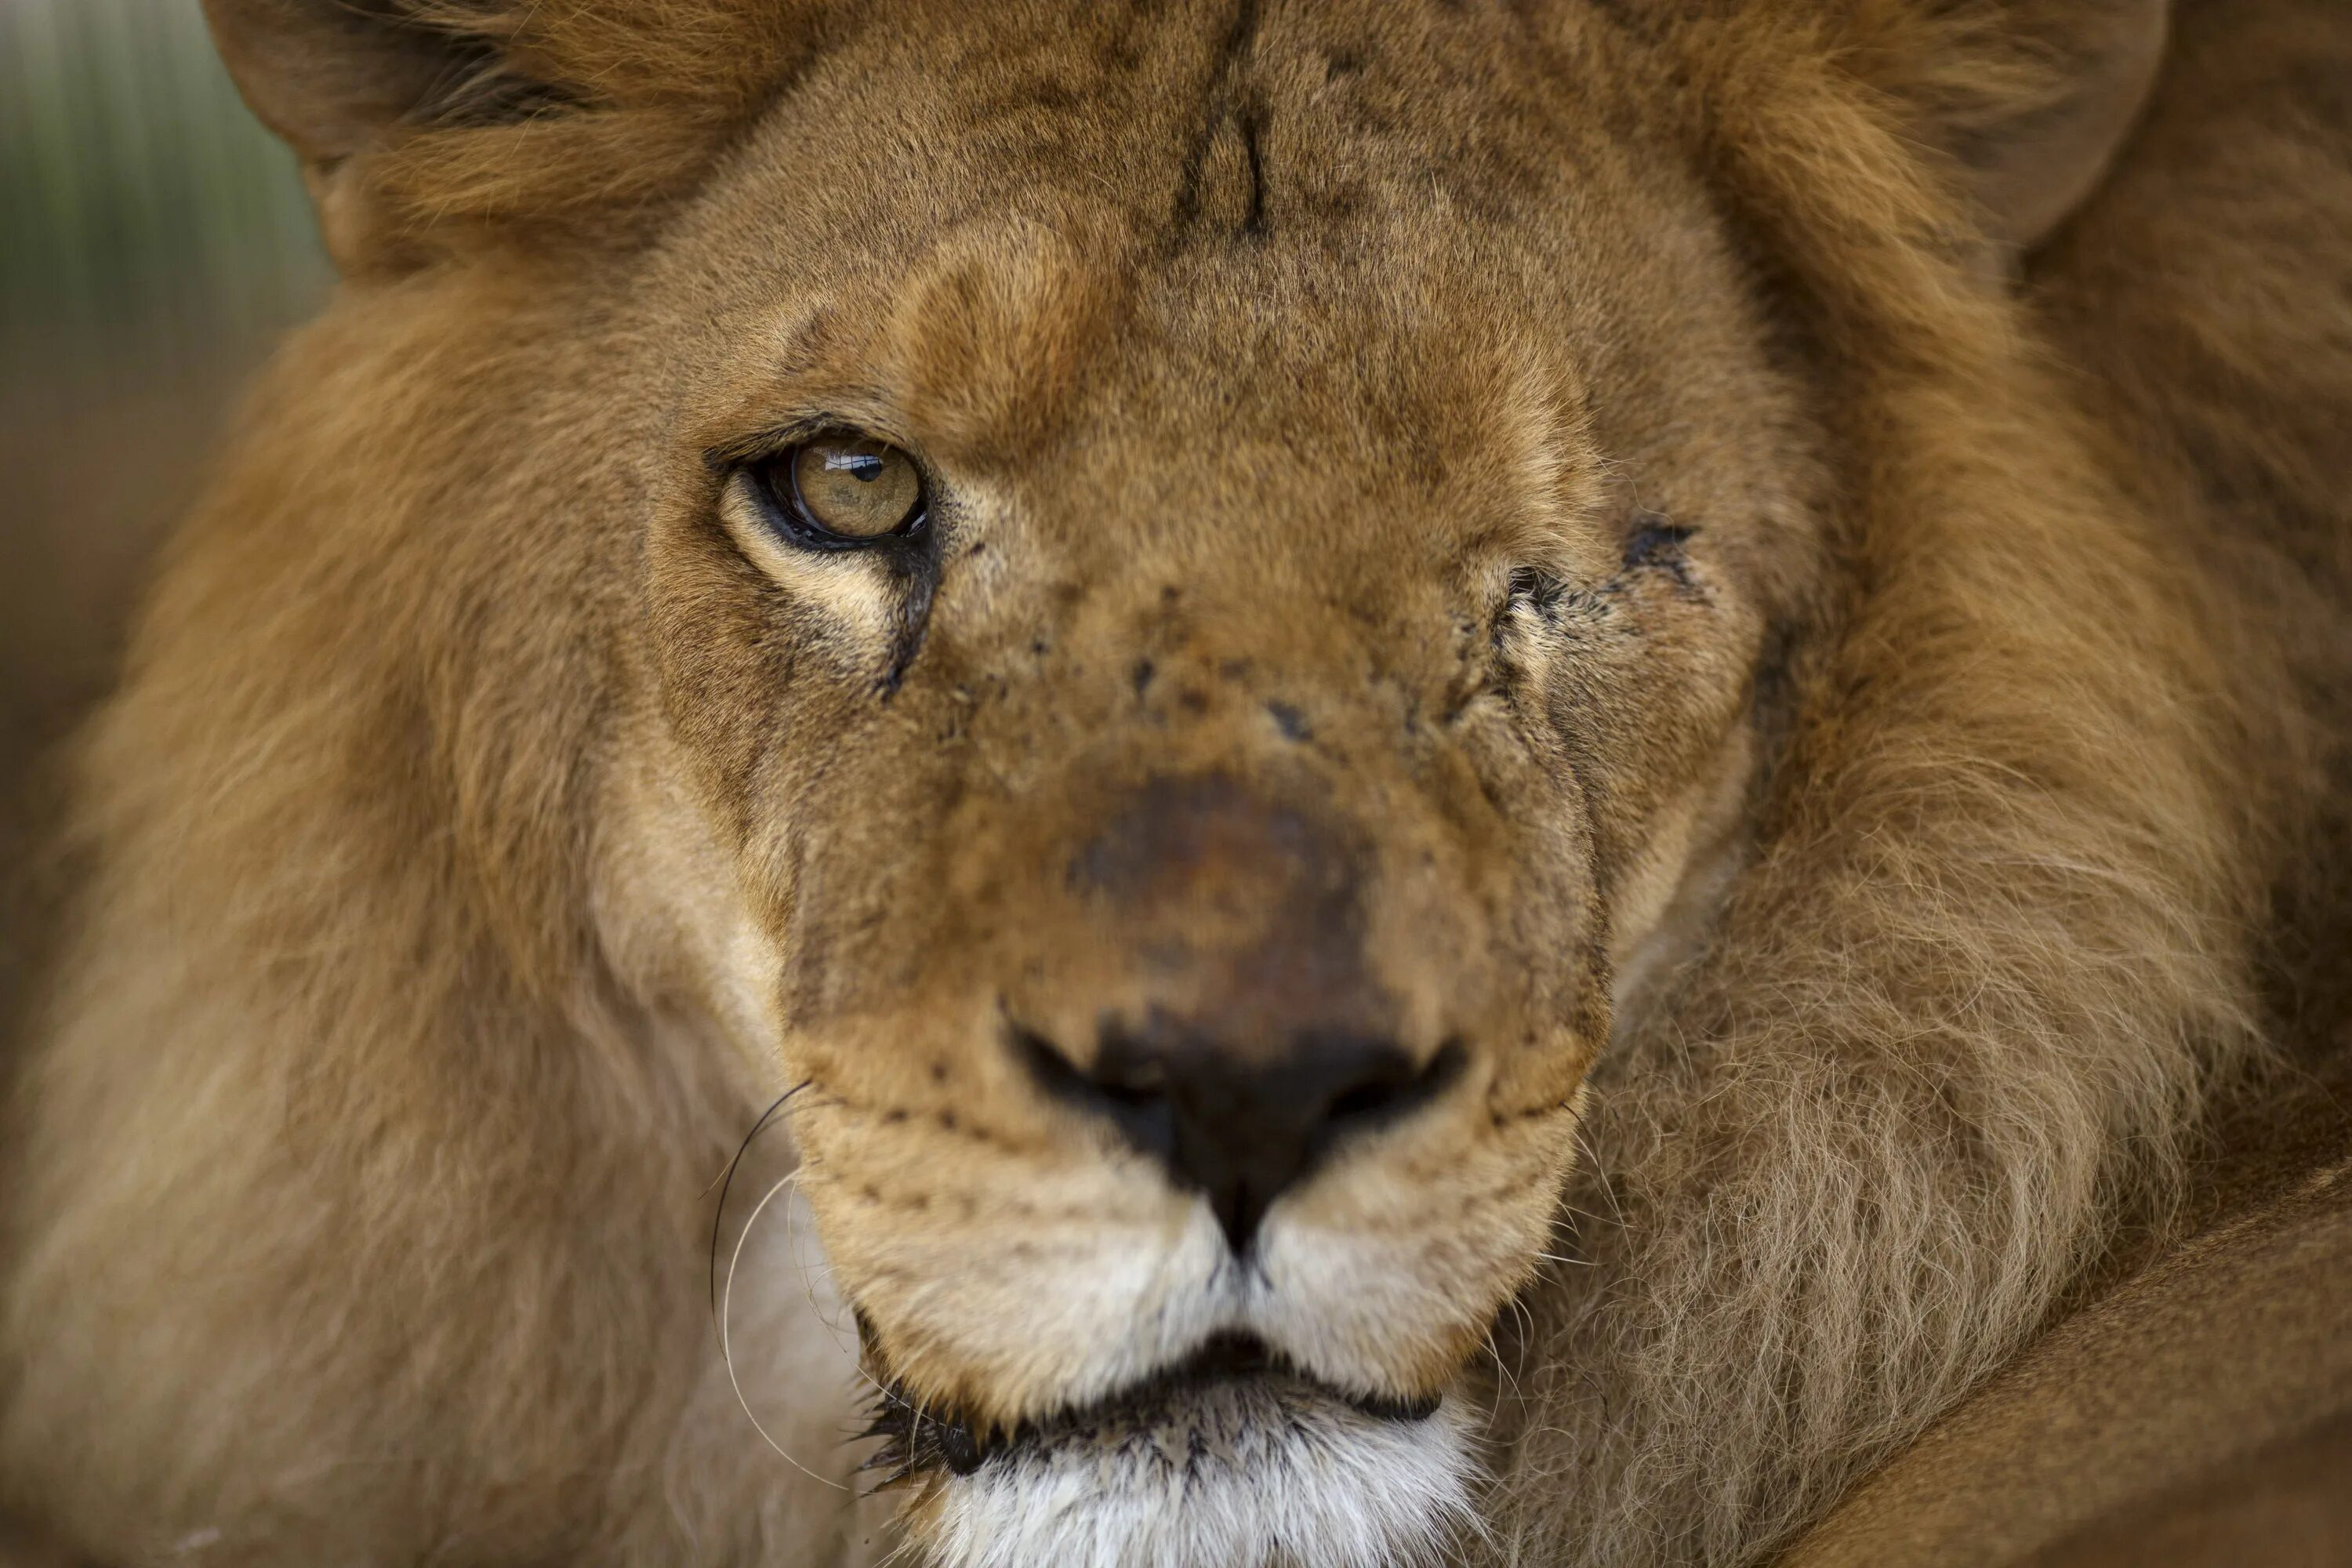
1018,1019,1467,1253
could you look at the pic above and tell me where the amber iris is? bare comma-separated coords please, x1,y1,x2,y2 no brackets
785,437,923,541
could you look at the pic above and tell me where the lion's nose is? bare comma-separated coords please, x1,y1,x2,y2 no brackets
1035,772,1465,1249
1018,1018,1467,1253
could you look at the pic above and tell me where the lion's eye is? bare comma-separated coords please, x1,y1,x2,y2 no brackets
752,436,925,545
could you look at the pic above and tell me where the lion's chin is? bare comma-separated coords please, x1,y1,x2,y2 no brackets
909,1364,1480,1568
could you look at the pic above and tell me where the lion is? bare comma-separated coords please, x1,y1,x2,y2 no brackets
2,0,2347,1565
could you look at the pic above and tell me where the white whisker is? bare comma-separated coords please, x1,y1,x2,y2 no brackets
720,1167,849,1493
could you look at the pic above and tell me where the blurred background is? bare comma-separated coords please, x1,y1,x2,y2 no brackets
2,0,328,792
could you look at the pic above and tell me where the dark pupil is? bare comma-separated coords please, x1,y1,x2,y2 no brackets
838,453,884,485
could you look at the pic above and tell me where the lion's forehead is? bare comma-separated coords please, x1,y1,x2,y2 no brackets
662,0,1669,374
781,0,1621,220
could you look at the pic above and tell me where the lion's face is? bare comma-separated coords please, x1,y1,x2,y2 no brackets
7,0,2238,1563
601,5,1813,1555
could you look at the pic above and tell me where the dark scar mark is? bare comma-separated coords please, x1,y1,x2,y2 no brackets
1239,103,1269,238
1623,517,1700,589
1498,519,1704,651
1170,0,1271,245
1512,566,1568,615
1266,699,1312,741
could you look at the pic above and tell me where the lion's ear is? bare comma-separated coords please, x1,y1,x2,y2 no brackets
1938,0,2170,249
201,0,807,270
201,1,485,169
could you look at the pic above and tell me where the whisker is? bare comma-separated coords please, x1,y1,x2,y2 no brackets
722,1166,850,1493
709,1079,811,1323
1570,1123,1628,1231
1479,1322,1525,1419
1504,1290,1535,1351
778,1172,891,1403
869,1524,926,1568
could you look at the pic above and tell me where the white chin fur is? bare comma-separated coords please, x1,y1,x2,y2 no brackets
923,1381,1480,1568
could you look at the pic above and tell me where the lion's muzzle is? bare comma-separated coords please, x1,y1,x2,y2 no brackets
1012,771,1468,1252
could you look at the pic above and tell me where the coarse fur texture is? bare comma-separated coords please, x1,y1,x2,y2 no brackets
2,2,2347,1567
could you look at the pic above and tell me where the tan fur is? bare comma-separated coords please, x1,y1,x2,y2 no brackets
2,2,2347,1566
1779,1048,2352,1568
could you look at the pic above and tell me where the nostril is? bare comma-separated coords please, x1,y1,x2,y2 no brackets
1321,1037,1467,1128
1265,699,1312,742
1010,1024,1085,1096
1011,1024,1178,1166
1014,1017,1468,1254
1326,1076,1408,1122
1327,1086,1392,1123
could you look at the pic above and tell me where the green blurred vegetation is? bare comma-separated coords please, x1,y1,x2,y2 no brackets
2,0,333,771
2,0,328,377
